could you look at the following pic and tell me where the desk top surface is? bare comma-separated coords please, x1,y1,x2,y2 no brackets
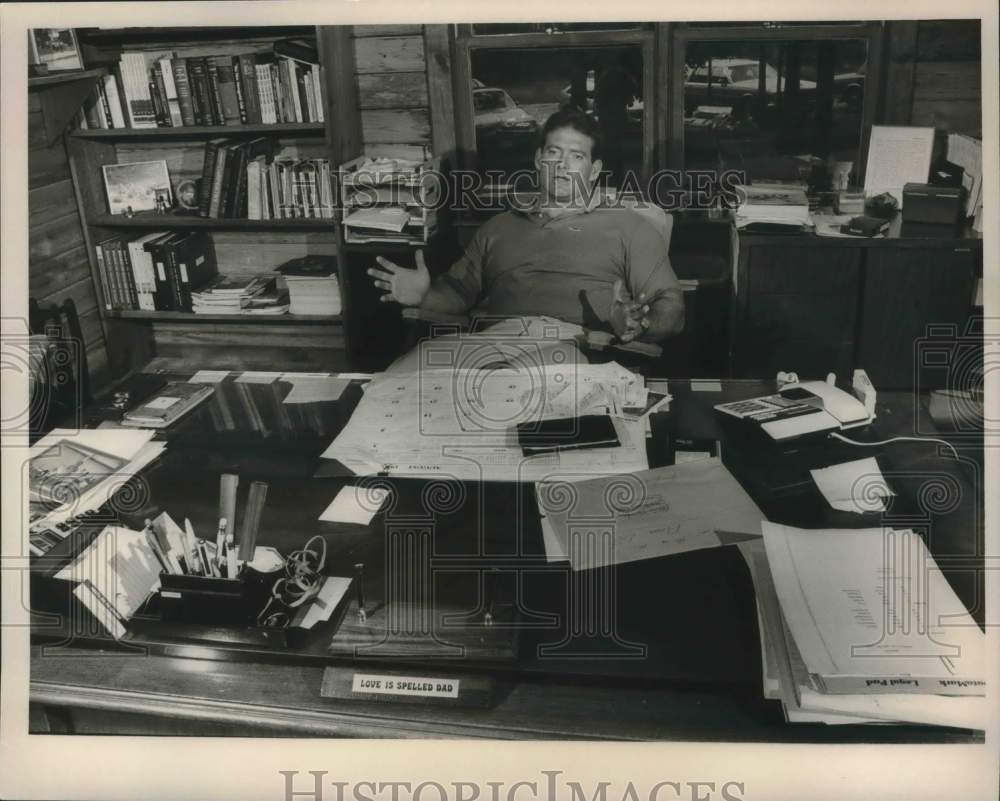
29,373,985,741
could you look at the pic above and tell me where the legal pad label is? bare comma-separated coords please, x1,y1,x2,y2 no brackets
351,673,459,699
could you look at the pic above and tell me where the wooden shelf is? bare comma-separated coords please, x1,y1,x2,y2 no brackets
71,122,326,141
29,69,107,146
63,26,366,375
107,310,341,324
77,26,312,44
28,68,106,88
91,214,336,231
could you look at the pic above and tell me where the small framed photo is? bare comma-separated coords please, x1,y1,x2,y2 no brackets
102,160,173,216
29,29,84,72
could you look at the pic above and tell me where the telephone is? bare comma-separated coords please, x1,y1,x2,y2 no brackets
715,370,876,442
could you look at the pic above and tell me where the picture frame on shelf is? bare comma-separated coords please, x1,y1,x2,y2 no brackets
29,28,84,72
101,160,173,216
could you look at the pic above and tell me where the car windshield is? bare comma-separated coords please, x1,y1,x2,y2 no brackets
728,65,759,83
474,90,509,112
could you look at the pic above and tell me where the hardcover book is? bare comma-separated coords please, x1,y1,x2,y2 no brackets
171,58,196,126
122,382,215,429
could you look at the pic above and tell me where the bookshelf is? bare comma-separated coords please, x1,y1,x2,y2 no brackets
88,213,336,231
30,68,107,146
65,25,364,377
71,121,326,140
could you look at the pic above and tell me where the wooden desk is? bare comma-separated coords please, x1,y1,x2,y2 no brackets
731,219,982,388
29,377,985,741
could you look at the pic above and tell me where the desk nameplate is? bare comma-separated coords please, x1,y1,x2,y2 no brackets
320,667,495,708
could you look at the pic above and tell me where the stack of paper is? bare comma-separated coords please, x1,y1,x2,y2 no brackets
536,458,763,569
191,274,275,315
743,524,987,729
322,352,652,482
283,274,342,316
735,183,810,230
55,525,163,639
946,133,983,231
343,206,410,233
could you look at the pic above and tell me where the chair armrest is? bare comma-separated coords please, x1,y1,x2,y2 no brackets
401,307,472,327
583,329,663,359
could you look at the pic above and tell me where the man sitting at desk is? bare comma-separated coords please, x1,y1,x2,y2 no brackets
367,108,684,344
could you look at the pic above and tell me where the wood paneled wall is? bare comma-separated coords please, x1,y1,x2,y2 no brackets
352,24,432,157
884,20,981,137
911,20,981,136
28,91,111,392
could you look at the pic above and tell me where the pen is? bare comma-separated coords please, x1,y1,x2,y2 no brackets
214,517,228,574
198,540,217,578
150,516,184,574
143,519,174,574
183,518,202,575
354,562,366,623
484,568,499,627
226,533,237,579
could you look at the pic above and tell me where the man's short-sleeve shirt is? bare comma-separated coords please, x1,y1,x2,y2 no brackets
438,205,681,329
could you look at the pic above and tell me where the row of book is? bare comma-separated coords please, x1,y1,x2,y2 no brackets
80,39,325,131
94,231,218,313
95,236,342,317
197,137,334,220
188,371,345,439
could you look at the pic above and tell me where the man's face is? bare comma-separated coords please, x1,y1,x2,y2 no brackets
534,126,602,205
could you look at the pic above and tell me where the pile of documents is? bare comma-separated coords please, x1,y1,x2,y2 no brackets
743,523,987,729
28,428,166,554
322,329,665,482
340,154,437,244
946,133,983,232
536,458,763,569
275,254,341,316
191,274,278,315
55,524,163,639
735,183,810,230
282,273,341,316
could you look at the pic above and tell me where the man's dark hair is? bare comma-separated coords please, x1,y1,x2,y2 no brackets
539,107,603,160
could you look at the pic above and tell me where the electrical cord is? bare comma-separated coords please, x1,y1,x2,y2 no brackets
257,535,327,627
828,431,960,461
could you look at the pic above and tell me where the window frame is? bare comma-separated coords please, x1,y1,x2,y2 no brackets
668,22,885,181
452,24,657,183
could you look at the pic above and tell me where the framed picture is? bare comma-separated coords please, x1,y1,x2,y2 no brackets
102,160,173,216
29,28,84,72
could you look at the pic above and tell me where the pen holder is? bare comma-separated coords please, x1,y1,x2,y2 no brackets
158,571,256,626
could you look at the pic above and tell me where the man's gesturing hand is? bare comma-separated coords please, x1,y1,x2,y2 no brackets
367,250,431,306
609,279,650,343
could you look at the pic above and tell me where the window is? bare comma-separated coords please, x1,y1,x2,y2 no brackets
454,24,655,190
472,23,648,35
670,23,883,187
452,22,883,203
